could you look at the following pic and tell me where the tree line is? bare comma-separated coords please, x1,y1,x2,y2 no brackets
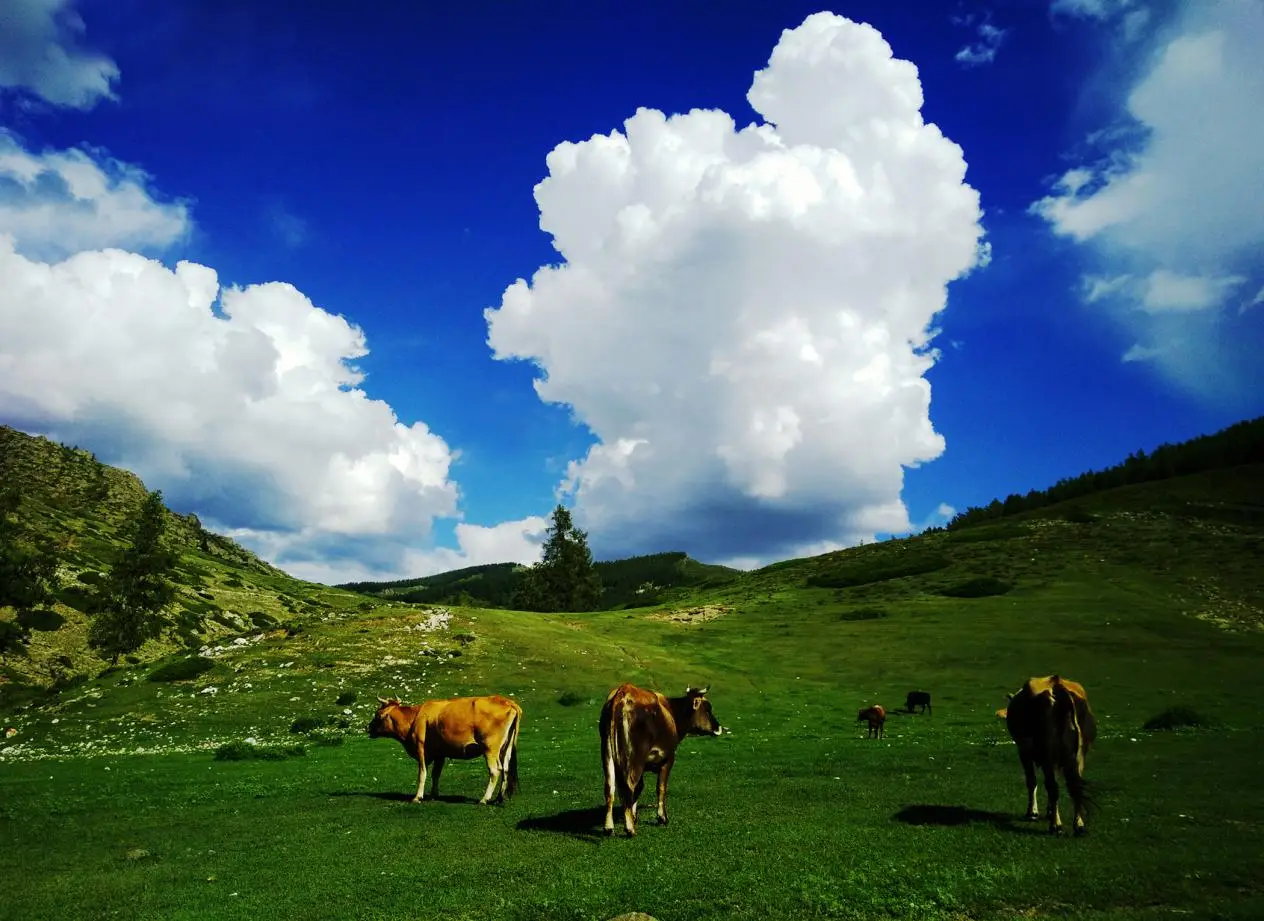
945,415,1264,530
1,488,176,666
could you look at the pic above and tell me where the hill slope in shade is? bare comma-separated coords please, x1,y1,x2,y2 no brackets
0,426,394,691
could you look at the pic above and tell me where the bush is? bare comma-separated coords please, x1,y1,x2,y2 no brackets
937,578,1013,598
335,691,357,706
837,608,887,622
557,690,589,707
310,730,346,747
290,715,350,734
147,656,215,682
807,553,951,589
1143,707,1220,732
214,741,307,761
76,570,105,585
17,608,65,632
247,610,278,629
224,578,244,588
1061,506,1098,524
453,633,476,646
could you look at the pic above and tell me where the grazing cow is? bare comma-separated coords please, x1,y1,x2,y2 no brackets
857,704,886,738
1001,674,1096,836
368,695,522,805
600,684,723,837
905,690,932,715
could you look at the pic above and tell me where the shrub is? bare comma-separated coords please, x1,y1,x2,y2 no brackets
1143,707,1220,732
837,608,887,621
453,632,476,646
807,553,951,589
147,656,215,682
290,715,348,733
1062,506,1098,524
310,730,346,747
17,608,65,632
224,578,244,588
557,690,589,707
937,578,1013,598
335,691,357,706
214,741,306,761
76,570,105,585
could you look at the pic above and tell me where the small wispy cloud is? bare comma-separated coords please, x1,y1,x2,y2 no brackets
1122,343,1163,363
265,200,308,249
955,20,1009,67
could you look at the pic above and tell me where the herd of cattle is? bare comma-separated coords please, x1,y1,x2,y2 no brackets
369,673,1095,838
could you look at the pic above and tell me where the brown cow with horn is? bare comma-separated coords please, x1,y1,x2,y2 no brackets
600,684,723,837
999,674,1096,835
368,694,522,805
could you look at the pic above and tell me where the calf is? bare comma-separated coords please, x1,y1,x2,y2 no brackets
369,695,522,805
1001,675,1096,835
600,684,723,837
857,704,886,738
905,690,932,715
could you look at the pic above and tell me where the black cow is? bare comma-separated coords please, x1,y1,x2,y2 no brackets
905,690,932,715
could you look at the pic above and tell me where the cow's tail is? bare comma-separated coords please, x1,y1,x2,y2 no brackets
503,706,522,799
608,696,635,804
1052,681,1096,814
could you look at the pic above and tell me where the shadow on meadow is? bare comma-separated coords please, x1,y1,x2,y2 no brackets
326,791,484,805
892,804,1029,831
516,806,610,841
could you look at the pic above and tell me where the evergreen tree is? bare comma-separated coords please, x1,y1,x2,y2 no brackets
512,504,603,612
89,490,177,662
0,488,60,656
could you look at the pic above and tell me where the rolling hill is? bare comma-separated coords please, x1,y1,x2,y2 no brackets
338,551,742,610
1,420,1263,918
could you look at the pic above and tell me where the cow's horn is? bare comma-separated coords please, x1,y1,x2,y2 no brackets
698,685,709,695
377,696,389,705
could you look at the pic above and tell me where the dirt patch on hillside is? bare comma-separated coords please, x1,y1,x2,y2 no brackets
649,604,732,625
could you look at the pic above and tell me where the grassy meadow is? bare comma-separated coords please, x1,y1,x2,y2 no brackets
4,466,1264,920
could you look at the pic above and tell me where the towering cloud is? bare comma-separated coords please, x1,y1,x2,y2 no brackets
486,13,986,565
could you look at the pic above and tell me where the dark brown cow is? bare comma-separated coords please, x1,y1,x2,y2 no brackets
1000,674,1096,835
600,684,722,837
857,704,886,738
368,695,522,805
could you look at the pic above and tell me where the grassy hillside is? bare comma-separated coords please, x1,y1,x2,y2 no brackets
341,550,742,610
0,426,395,693
1,460,1262,919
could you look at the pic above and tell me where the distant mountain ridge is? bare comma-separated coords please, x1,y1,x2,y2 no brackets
338,551,742,610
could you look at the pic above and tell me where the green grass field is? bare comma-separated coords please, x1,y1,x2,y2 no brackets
3,468,1264,919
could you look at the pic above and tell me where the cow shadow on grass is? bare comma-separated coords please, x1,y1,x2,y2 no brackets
893,804,1039,834
516,806,609,842
326,791,483,805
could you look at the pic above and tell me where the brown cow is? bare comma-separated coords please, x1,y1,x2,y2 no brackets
368,695,522,805
600,684,722,837
857,704,886,738
1001,674,1096,835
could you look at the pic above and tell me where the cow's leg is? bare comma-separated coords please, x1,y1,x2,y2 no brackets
1020,751,1039,820
656,759,675,826
430,756,445,799
412,748,428,804
602,743,617,836
479,748,502,805
1042,762,1062,834
624,773,643,837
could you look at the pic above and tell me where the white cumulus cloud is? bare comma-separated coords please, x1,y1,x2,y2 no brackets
0,232,466,580
1031,0,1264,404
0,131,190,260
485,12,985,566
0,0,119,109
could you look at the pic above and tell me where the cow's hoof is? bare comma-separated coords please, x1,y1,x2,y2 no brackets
657,816,668,826
604,827,615,837
411,797,423,804
1049,826,1062,836
1073,825,1088,837
1025,813,1040,822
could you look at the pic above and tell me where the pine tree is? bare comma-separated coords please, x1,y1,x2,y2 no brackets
512,504,604,612
0,488,60,657
89,489,178,663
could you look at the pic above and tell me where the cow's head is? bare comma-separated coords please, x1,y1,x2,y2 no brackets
683,686,723,736
367,696,405,738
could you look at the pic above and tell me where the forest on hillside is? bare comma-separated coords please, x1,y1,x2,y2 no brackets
946,415,1264,530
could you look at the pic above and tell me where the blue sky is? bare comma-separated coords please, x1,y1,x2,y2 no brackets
1,0,1260,583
